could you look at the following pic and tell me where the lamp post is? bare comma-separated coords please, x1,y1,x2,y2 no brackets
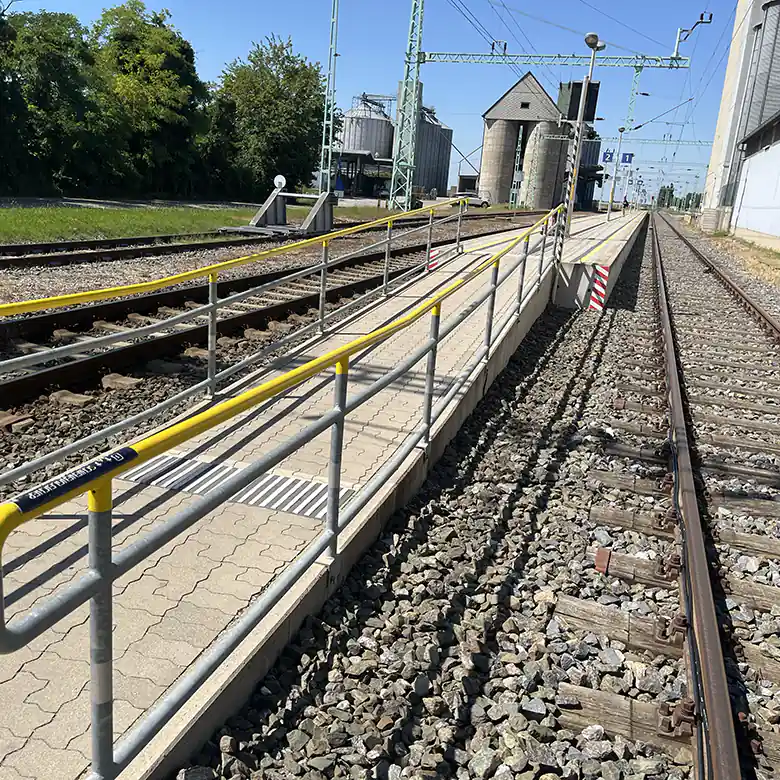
564,33,605,238
606,125,625,221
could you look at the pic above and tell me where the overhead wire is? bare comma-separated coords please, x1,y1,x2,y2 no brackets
633,98,695,131
488,0,560,92
492,2,646,55
497,0,561,87
690,4,750,114
663,3,721,170
571,0,667,48
445,0,526,81
668,2,750,189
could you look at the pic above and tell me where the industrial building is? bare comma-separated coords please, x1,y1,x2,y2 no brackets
702,0,780,242
477,73,602,210
334,91,452,199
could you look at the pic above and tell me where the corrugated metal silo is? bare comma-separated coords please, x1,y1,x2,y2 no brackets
413,108,452,196
340,99,394,157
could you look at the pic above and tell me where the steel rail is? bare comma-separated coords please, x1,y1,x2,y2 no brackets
0,220,547,406
0,204,560,549
0,243,474,489
651,213,741,780
0,247,428,405
0,209,516,338
0,210,533,269
0,231,227,257
0,218,454,339
0,199,483,316
659,213,780,340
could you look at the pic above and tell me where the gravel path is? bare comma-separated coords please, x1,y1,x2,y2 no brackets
0,218,521,305
169,223,703,780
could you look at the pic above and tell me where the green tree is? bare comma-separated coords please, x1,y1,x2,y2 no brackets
219,36,325,197
0,2,30,194
10,11,105,193
91,0,208,196
197,86,243,198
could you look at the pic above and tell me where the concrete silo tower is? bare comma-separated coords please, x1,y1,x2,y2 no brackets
478,73,568,209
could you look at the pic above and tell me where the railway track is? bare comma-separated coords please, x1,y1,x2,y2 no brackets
0,218,543,407
649,212,780,777
171,213,780,779
0,210,535,268
586,211,780,777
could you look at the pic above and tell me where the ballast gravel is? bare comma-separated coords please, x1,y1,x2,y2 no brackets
174,223,694,780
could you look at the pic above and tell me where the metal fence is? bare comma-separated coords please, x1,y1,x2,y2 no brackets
0,204,561,780
0,199,478,490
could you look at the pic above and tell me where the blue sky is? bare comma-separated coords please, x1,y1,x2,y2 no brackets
22,0,735,195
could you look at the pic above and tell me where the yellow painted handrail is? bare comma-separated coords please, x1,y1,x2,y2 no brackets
0,198,467,318
0,205,561,545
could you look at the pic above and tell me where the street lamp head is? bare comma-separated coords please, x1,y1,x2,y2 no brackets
584,32,600,49
618,126,626,133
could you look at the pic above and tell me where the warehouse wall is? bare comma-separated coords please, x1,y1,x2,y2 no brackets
733,141,780,238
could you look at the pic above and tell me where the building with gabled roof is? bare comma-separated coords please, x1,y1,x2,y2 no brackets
478,72,601,210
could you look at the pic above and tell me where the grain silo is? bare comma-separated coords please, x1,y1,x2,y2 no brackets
340,95,394,157
478,73,568,208
518,120,568,208
414,106,452,197
480,120,519,204
478,72,600,209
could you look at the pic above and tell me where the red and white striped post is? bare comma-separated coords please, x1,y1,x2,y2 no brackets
427,248,440,271
588,263,610,311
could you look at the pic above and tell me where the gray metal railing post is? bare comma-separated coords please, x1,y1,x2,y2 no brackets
88,479,115,780
319,241,329,333
456,201,464,254
383,221,393,295
326,356,348,560
421,303,441,443
425,209,434,273
517,235,529,312
537,220,548,290
483,259,500,361
207,272,218,396
552,207,565,266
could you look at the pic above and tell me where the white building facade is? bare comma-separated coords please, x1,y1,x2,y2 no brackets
702,0,780,241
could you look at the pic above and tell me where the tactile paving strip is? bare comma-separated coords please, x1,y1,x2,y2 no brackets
122,454,354,519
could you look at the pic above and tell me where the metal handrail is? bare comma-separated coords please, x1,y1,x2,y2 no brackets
0,203,562,780
0,203,479,486
0,198,466,317
0,204,559,534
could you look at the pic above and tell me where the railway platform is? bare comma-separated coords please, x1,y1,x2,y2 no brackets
0,210,646,780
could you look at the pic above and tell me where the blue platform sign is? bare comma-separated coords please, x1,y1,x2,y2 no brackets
602,149,615,163
621,152,634,164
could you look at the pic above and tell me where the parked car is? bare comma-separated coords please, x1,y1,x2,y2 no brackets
452,192,490,208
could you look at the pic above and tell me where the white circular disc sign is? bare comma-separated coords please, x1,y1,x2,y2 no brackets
274,174,286,190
